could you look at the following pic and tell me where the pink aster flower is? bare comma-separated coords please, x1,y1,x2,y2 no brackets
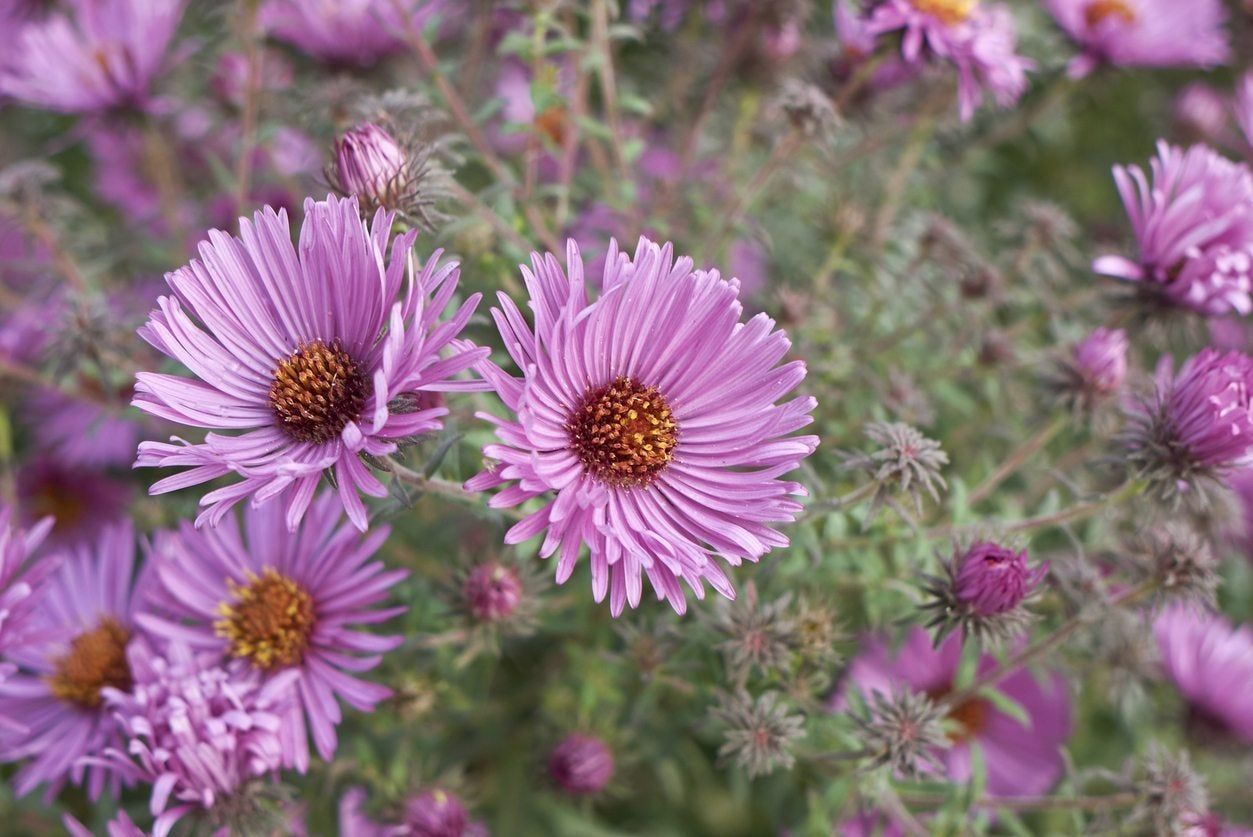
138,490,407,772
261,0,448,67
15,457,133,551
1095,142,1253,317
0,521,141,800
1154,606,1253,743
26,387,144,469
1125,349,1253,494
1043,0,1229,79
0,505,53,695
0,0,185,114
94,642,292,837
548,734,615,795
63,811,147,837
468,238,817,616
865,0,1033,121
132,195,485,532
834,629,1072,797
953,542,1046,616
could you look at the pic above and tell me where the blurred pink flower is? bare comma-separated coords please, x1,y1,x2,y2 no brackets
1044,0,1228,78
1154,606,1253,743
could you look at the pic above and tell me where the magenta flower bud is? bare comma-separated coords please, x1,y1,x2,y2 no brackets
547,734,615,795
1073,327,1128,395
403,789,482,837
953,542,1046,616
332,122,408,211
1174,83,1230,144
463,561,523,623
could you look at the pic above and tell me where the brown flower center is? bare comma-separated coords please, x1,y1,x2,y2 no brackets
46,617,132,710
1084,0,1136,26
534,105,569,146
568,377,678,488
927,686,990,743
269,339,367,444
910,0,977,25
215,569,315,671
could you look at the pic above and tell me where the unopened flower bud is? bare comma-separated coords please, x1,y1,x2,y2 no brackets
548,734,615,795
403,788,483,837
954,542,1046,616
331,122,407,211
463,561,524,623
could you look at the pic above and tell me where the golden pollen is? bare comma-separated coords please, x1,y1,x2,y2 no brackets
215,568,316,671
268,339,367,444
910,0,977,25
1084,0,1136,26
46,617,132,710
568,376,678,488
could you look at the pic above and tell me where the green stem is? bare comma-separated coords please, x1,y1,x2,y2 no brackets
966,415,1068,508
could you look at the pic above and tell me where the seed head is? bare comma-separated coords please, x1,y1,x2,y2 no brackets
850,689,948,778
840,422,948,522
710,690,806,779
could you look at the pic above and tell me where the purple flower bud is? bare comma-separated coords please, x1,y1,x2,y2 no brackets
332,122,407,211
1174,83,1230,145
463,561,523,623
1073,327,1128,395
547,733,615,795
403,789,481,837
953,542,1046,616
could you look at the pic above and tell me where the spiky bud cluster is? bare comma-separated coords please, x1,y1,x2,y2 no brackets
710,690,806,779
840,422,948,522
1124,525,1220,611
850,689,947,778
1131,745,1210,835
709,583,796,681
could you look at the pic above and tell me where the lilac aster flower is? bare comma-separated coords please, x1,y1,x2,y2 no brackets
26,387,144,469
0,505,53,695
548,734,615,795
1043,0,1229,78
0,0,185,114
952,542,1046,616
1124,349,1253,497
468,238,817,616
0,521,141,800
833,629,1072,797
63,811,147,837
1154,606,1253,743
1095,142,1253,317
132,195,485,532
94,642,292,837
138,490,407,772
865,0,1033,121
261,0,447,67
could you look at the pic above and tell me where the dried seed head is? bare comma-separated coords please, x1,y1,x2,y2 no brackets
709,583,796,680
1131,745,1210,835
710,690,806,779
840,422,948,521
1123,524,1220,611
851,689,948,778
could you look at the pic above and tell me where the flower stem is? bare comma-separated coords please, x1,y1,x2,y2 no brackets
899,789,1139,812
967,415,1068,508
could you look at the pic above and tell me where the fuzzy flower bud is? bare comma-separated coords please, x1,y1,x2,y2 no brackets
840,422,948,522
1132,745,1210,835
463,561,524,623
332,122,407,211
403,789,484,837
548,734,615,795
1124,349,1253,505
922,541,1046,645
954,542,1045,616
709,583,795,679
1126,525,1220,611
1072,327,1128,395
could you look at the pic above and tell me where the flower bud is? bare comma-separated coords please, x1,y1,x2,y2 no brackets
331,122,407,212
953,542,1046,616
548,734,615,795
463,561,524,623
403,789,481,837
1073,327,1129,396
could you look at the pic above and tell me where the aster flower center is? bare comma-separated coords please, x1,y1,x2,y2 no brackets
1083,0,1136,26
568,376,679,488
910,0,977,24
927,686,990,742
46,617,133,710
268,339,368,444
215,568,316,671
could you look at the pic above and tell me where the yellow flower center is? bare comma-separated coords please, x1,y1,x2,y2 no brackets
911,0,977,25
215,569,316,671
568,377,678,488
46,617,132,710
